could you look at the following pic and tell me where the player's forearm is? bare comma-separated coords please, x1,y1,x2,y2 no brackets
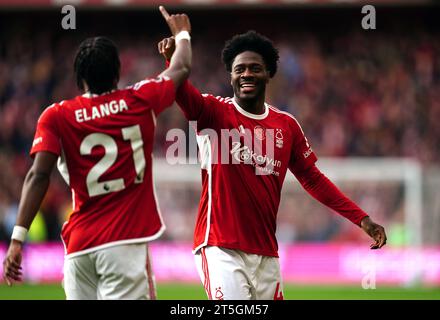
163,54,203,121
15,167,51,229
295,165,368,226
176,80,200,120
166,40,191,88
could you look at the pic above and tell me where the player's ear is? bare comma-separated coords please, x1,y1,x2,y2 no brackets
82,80,89,92
265,67,270,83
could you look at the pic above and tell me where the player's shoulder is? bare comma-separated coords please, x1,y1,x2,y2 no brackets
125,75,171,91
38,93,89,124
201,94,234,106
37,100,68,121
267,104,307,133
45,99,68,110
267,104,297,122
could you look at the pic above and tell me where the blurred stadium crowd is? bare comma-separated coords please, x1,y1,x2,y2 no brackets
0,7,439,244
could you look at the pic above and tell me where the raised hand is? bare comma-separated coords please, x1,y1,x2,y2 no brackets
158,37,176,62
159,6,191,37
157,6,191,89
360,216,387,249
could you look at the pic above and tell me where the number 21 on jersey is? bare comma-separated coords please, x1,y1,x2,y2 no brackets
80,124,145,197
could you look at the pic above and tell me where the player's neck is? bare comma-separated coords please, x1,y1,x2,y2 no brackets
82,86,118,97
234,96,266,115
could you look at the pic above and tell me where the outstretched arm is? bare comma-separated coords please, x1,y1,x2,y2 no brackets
2,151,57,285
158,37,207,121
294,164,387,249
158,6,192,91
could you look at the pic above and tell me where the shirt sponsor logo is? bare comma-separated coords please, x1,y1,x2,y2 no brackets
254,125,266,141
230,141,281,176
75,99,128,123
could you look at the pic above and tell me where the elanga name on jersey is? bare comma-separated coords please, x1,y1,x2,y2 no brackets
75,99,128,123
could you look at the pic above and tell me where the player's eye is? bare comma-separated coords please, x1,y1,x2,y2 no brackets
251,66,263,73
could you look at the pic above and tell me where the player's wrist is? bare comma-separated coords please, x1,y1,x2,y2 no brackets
11,225,28,243
360,216,371,228
175,31,191,43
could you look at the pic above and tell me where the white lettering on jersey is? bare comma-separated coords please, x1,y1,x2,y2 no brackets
230,142,282,169
75,99,129,123
32,137,43,147
303,147,313,158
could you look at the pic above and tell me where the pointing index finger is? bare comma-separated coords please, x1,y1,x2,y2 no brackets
159,6,170,19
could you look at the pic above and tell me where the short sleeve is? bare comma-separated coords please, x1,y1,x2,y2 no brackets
131,76,175,115
288,118,317,174
30,104,61,158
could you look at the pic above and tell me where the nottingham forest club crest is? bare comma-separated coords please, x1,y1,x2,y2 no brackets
253,126,284,148
275,129,284,149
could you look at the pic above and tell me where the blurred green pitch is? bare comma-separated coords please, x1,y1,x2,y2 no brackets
0,283,439,300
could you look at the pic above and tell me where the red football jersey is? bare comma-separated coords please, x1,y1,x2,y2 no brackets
30,76,175,257
177,81,317,257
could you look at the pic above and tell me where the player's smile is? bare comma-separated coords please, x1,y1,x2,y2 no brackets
239,81,257,93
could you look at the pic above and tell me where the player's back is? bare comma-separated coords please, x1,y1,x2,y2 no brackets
31,76,175,257
57,90,156,204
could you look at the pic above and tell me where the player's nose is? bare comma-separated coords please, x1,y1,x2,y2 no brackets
240,68,255,79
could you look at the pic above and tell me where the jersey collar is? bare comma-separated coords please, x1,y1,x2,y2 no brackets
232,98,269,120
82,89,117,98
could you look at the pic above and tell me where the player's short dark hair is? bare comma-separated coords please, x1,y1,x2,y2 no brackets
74,37,120,94
222,30,279,78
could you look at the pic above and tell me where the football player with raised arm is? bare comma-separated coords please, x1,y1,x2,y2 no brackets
158,31,386,300
3,6,192,300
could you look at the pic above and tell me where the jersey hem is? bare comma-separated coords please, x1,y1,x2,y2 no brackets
64,225,166,259
192,241,279,258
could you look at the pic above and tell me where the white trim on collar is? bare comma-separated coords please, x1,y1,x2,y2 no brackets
232,98,269,120
82,89,117,98
82,92,98,98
